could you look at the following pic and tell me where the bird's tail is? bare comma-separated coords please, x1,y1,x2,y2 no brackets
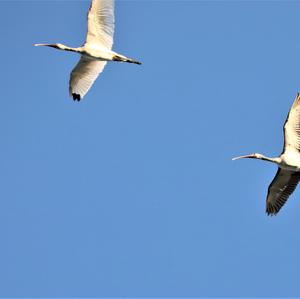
113,55,142,65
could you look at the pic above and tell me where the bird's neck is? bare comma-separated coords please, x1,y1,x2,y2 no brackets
50,44,82,53
259,155,281,165
62,45,81,53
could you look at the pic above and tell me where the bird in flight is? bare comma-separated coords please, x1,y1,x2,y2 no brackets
35,0,141,101
233,93,300,216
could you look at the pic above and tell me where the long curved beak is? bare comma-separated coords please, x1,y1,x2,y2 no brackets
232,154,255,161
34,43,57,49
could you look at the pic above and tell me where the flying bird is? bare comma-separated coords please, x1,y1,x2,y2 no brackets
233,93,300,216
35,0,141,101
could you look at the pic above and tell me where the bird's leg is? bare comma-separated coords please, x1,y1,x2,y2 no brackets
112,55,142,65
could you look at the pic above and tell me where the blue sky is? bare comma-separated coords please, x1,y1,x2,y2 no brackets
1,0,300,297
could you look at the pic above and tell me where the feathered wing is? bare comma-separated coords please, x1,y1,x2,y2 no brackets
85,0,115,49
266,168,300,215
69,56,107,101
283,93,300,153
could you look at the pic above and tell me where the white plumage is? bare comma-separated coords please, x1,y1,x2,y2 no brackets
86,0,115,49
233,93,300,215
35,0,141,101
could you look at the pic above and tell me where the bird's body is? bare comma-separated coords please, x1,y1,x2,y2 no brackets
233,93,300,216
80,45,115,61
35,0,141,101
279,151,300,171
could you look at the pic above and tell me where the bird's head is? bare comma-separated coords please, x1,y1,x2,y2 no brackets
55,43,66,49
46,43,68,50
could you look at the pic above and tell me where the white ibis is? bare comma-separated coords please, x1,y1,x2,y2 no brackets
35,0,141,101
233,93,300,216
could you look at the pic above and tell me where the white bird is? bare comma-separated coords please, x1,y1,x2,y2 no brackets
233,93,300,216
35,0,141,101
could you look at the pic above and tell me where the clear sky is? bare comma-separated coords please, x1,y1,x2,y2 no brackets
1,0,300,297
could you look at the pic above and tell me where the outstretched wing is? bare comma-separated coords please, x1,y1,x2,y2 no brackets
283,93,300,153
266,168,300,216
85,0,115,50
69,56,107,101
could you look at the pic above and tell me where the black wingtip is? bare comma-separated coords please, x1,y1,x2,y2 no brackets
266,206,279,217
72,93,81,101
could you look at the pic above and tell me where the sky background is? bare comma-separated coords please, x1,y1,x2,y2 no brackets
2,0,300,297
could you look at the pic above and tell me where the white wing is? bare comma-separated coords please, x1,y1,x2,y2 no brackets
266,168,300,215
283,93,300,153
85,0,115,50
69,56,107,101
